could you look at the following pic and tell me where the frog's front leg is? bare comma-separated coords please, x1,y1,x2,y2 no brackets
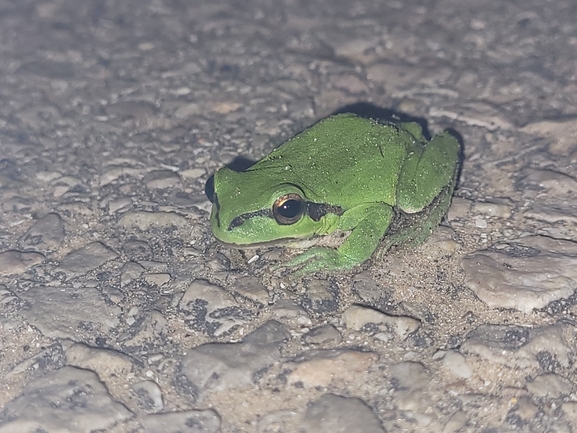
282,203,393,276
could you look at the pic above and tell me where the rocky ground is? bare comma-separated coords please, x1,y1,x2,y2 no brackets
1,0,577,432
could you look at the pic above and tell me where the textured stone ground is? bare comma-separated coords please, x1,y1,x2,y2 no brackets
1,0,577,432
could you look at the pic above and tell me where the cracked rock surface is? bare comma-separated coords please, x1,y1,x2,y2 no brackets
1,0,577,432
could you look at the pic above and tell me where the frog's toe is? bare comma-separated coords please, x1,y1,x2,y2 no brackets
274,248,337,276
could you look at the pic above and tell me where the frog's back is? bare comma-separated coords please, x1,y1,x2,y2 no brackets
251,114,412,208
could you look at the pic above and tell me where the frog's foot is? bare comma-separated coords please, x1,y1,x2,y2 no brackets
279,247,356,277
377,183,455,258
404,184,454,248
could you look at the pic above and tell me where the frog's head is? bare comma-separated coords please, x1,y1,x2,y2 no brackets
206,166,334,246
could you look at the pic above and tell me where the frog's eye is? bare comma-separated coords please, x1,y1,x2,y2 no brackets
273,193,305,225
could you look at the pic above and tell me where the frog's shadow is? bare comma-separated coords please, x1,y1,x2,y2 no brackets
333,102,433,138
204,102,464,199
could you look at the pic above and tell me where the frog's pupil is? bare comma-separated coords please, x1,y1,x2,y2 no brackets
279,200,301,219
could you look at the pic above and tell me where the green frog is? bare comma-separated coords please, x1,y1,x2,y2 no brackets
206,113,460,276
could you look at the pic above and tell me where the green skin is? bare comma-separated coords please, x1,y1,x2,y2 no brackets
207,113,460,276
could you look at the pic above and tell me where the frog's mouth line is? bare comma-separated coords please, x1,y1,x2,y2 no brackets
213,236,308,249
214,229,351,251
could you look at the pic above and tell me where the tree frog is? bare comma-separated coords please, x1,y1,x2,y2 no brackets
206,113,460,276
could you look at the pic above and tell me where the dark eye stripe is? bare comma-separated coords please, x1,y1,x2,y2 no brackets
227,208,271,231
307,202,344,222
227,202,343,230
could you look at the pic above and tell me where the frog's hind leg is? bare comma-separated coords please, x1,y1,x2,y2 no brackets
379,130,460,257
377,180,456,257
403,180,456,248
